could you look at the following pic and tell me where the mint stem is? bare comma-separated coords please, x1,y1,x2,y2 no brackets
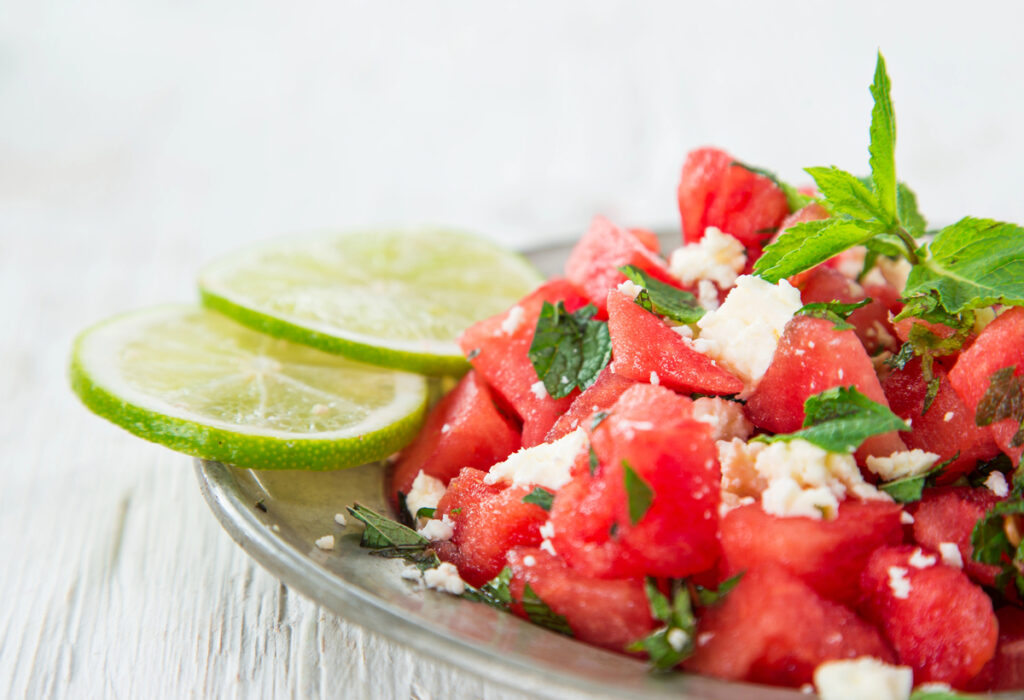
893,225,919,264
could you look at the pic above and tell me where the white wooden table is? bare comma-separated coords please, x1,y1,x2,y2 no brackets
5,2,1024,698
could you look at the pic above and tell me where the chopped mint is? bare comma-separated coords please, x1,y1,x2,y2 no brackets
694,572,744,607
974,366,1024,447
415,506,436,520
463,566,514,611
522,583,573,636
522,486,555,511
970,498,1024,596
588,445,600,477
347,503,440,570
619,265,705,324
796,298,871,331
627,578,697,671
529,302,612,399
623,460,654,525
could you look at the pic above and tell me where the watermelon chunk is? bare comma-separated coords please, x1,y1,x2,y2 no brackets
506,548,655,653
910,486,1003,587
390,370,521,503
859,545,998,686
948,306,1024,464
677,147,790,254
720,500,904,605
606,289,744,396
744,315,906,460
686,564,894,687
458,279,589,447
564,215,680,315
549,385,720,579
882,359,1000,482
798,266,900,356
434,468,548,587
969,606,1024,691
545,368,638,443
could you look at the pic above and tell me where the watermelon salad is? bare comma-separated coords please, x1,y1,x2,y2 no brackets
346,54,1024,698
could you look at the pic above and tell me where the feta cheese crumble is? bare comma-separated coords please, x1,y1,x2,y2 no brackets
617,279,644,299
693,397,753,442
908,548,936,569
334,512,347,527
405,471,446,520
649,371,660,386
938,542,963,569
523,555,537,567
417,515,455,542
693,275,802,392
530,380,549,399
943,411,955,422
813,657,913,700
315,535,334,551
900,511,915,525
668,226,747,288
866,449,940,482
666,628,689,652
423,562,466,595
888,566,911,599
500,305,525,335
697,279,720,311
483,428,588,491
984,470,1009,498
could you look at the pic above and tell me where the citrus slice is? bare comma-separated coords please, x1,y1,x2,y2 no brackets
198,229,544,375
70,305,428,470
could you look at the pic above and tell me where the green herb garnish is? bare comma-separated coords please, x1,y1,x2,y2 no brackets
694,572,745,607
971,498,1024,596
347,503,440,570
619,265,705,324
623,460,654,525
627,578,697,671
462,566,514,610
796,298,871,331
879,453,954,504
522,583,573,636
522,486,555,511
528,302,612,399
975,366,1024,447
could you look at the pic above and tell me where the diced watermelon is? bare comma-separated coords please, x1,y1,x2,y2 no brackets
506,548,655,653
564,215,681,315
606,289,744,396
545,368,638,443
686,564,894,687
798,266,899,356
549,385,720,579
433,468,548,587
390,370,521,503
744,314,906,460
720,501,904,605
628,227,660,254
859,545,998,686
910,486,1003,587
882,359,1000,482
677,147,790,254
458,279,589,447
949,307,1024,464
967,606,1024,691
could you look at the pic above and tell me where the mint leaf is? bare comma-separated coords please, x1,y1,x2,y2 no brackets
897,182,927,236
590,410,610,431
796,298,871,331
588,445,599,477
694,572,744,607
623,460,654,525
730,160,813,213
868,52,898,223
463,566,514,610
522,486,555,511
879,454,953,504
904,217,1024,314
522,583,573,636
806,166,889,222
528,302,612,398
754,218,878,283
755,386,909,453
620,265,705,324
970,497,1024,596
628,578,697,671
975,366,1024,447
415,506,436,519
348,503,429,550
642,577,673,623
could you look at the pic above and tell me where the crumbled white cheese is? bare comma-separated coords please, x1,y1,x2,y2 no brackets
334,512,347,527
866,449,940,482
423,562,466,595
530,380,549,399
943,411,955,422
540,539,557,556
813,657,913,700
900,511,915,525
697,279,720,311
315,535,334,551
693,275,802,392
417,515,455,542
697,632,715,647
938,542,963,569
406,471,447,520
500,305,525,335
915,682,954,694
908,548,937,569
539,521,555,540
671,324,694,339
523,555,537,567
668,226,747,288
617,279,644,299
401,567,424,582
483,428,588,491
440,423,451,434
888,566,911,599
649,371,660,386
693,398,753,442
667,628,689,652
984,470,1010,498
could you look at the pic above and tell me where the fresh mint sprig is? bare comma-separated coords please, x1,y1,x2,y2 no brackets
627,578,697,671
528,302,612,399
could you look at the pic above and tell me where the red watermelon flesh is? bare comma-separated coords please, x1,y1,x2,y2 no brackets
677,147,790,254
948,307,1024,464
390,370,521,504
720,501,904,605
606,289,744,396
910,486,1003,588
506,547,655,653
564,215,681,315
458,279,589,448
434,467,548,587
882,359,1000,482
968,606,1024,691
628,227,660,254
686,564,894,687
859,545,998,687
545,367,638,442
549,386,720,579
744,315,906,460
798,266,900,356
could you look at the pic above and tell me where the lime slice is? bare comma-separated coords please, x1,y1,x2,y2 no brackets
70,305,428,470
198,229,544,375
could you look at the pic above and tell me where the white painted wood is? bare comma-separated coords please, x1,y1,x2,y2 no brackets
5,2,1024,697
